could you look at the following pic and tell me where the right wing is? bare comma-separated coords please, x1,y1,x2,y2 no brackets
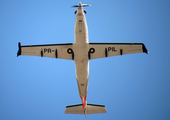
88,43,148,60
17,42,75,60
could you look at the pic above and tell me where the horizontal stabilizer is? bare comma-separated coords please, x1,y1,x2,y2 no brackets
65,103,107,114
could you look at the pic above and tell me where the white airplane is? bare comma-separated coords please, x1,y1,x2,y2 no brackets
17,2,148,117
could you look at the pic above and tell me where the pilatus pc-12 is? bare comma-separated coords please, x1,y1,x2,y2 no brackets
17,2,148,117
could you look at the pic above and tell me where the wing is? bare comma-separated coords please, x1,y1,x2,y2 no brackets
17,42,75,60
88,43,148,60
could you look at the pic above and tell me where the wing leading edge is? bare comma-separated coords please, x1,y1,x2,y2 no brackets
88,43,148,60
17,42,74,60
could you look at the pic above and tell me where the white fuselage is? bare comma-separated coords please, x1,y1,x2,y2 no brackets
73,7,89,103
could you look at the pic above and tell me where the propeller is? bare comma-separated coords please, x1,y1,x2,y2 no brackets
72,2,91,7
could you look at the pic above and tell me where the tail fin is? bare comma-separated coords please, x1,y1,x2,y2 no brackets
65,103,107,114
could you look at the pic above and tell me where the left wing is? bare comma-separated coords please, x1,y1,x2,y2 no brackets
88,43,148,60
17,42,75,60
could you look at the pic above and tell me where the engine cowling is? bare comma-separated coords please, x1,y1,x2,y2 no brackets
74,10,86,14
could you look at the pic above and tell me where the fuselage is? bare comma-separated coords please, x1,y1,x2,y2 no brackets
73,6,89,110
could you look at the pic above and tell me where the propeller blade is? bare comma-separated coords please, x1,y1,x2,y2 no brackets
72,5,79,7
82,4,91,7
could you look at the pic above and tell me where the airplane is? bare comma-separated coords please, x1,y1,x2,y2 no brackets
17,2,148,117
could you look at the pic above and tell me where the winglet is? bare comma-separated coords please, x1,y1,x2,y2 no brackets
17,42,21,57
142,44,148,54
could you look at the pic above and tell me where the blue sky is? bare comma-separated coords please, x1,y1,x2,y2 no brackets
0,0,170,120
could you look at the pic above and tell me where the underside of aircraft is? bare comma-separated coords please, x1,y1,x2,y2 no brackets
17,2,148,117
